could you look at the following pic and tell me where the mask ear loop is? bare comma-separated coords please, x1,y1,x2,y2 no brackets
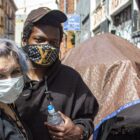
44,76,53,105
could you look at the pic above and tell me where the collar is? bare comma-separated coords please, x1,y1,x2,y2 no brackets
24,59,61,87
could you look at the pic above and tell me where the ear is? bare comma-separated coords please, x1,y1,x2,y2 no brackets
22,38,27,46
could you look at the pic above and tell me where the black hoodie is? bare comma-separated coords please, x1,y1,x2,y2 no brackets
15,60,99,140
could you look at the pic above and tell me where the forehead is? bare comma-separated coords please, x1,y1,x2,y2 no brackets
30,25,60,40
0,55,20,73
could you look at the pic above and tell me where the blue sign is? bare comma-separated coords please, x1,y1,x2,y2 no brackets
64,14,80,31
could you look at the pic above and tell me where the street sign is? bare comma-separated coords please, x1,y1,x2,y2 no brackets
64,14,80,31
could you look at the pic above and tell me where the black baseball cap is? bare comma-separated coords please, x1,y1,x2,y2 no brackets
24,7,67,28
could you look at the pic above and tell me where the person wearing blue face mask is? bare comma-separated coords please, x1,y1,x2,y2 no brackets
0,39,31,140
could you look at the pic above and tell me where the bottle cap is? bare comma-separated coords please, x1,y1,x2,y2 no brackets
47,104,54,111
47,104,55,114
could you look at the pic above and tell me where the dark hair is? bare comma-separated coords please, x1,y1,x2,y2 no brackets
22,15,64,44
0,39,28,73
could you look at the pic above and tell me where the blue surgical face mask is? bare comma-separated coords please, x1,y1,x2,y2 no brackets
23,44,59,67
0,76,24,104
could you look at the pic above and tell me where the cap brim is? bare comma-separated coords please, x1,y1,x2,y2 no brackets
33,10,67,23
47,10,67,22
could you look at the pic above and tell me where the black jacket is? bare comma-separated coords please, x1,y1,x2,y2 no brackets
0,104,31,140
15,60,99,140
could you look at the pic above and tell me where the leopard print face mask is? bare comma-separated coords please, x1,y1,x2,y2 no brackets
24,44,59,66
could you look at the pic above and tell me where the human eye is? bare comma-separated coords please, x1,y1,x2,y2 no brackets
0,74,6,80
11,69,22,77
49,40,59,47
35,37,46,43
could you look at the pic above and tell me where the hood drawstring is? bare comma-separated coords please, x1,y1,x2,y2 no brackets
44,76,53,105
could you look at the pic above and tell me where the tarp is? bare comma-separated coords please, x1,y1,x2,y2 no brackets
62,33,140,131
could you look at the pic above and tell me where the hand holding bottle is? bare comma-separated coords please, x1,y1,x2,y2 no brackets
44,111,83,140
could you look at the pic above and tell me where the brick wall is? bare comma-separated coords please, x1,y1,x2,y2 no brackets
59,0,76,60
59,0,75,14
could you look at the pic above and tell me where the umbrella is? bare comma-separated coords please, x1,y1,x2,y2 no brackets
62,33,140,127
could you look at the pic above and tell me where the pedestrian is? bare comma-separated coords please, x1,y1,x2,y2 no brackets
15,7,99,140
0,39,31,140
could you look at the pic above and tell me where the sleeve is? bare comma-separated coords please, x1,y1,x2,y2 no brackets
72,75,99,139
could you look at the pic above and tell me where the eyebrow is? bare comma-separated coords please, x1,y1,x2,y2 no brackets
0,66,21,74
31,31,46,37
33,35,59,42
13,66,21,72
32,34,46,38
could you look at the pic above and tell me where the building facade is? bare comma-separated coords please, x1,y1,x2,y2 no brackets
57,0,76,59
75,0,140,47
92,0,140,47
75,0,90,45
92,0,109,35
15,14,26,47
0,0,17,40
108,0,132,42
58,0,75,14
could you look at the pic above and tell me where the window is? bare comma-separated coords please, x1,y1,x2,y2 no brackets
137,14,140,31
114,5,132,26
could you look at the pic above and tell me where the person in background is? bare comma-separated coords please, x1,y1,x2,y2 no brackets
0,39,31,140
15,7,99,140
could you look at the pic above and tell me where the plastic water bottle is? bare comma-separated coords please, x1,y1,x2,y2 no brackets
47,104,64,126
